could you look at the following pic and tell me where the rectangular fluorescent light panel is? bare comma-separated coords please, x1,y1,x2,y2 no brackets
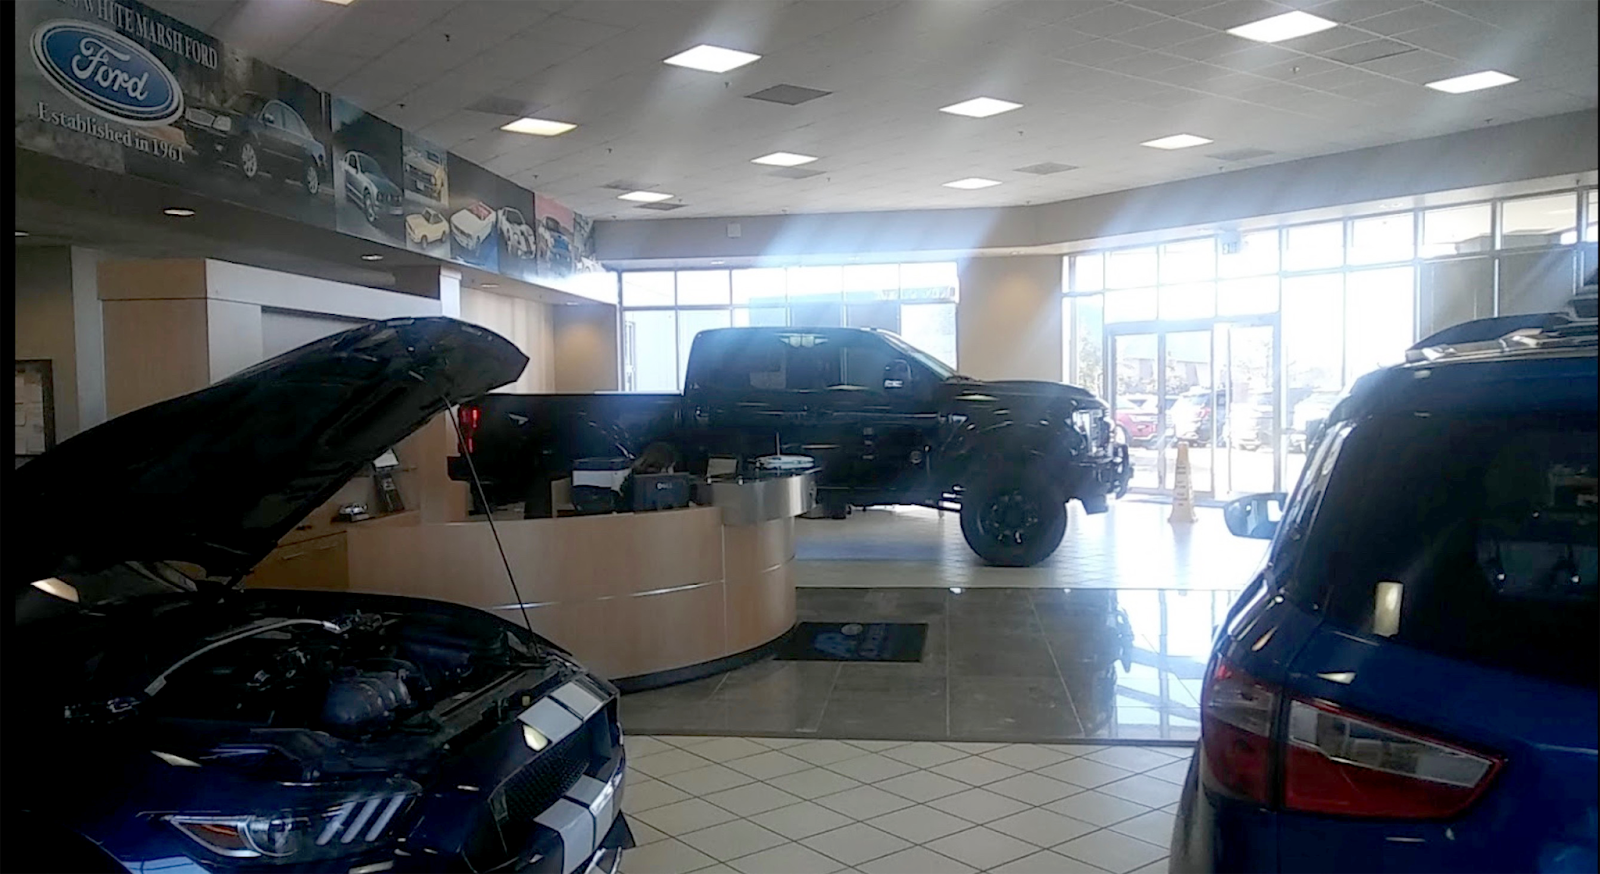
501,118,576,136
1142,133,1213,150
1227,11,1338,43
664,44,761,73
618,191,674,203
752,152,818,167
1425,70,1518,93
943,177,1001,190
939,97,1022,118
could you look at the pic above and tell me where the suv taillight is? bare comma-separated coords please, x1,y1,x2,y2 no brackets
1199,659,1502,819
458,405,481,454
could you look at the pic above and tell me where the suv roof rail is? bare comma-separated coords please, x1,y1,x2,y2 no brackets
1406,314,1597,365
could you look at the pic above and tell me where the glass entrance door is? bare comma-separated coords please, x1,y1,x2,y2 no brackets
1110,320,1279,500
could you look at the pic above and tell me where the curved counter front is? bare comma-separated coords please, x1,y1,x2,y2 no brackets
245,473,813,688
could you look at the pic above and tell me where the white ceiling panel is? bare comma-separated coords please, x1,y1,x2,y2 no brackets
140,0,1596,221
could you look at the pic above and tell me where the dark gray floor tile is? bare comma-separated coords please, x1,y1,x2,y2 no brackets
815,690,950,740
832,666,947,697
948,642,1062,678
948,675,1082,739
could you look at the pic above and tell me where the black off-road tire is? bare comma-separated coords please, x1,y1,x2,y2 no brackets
960,469,1068,567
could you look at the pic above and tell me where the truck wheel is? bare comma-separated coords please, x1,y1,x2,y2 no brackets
822,498,850,520
960,473,1067,567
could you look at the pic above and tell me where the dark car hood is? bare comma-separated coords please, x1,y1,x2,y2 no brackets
946,378,1105,410
9,318,527,588
372,176,401,196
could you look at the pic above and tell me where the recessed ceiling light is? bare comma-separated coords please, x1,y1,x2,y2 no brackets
14,230,29,237
1141,134,1213,150
501,117,576,136
752,152,818,167
480,283,499,288
664,44,761,73
1226,11,1337,43
316,0,355,5
1425,70,1518,93
360,253,384,261
163,207,196,217
943,177,1002,190
711,260,726,265
939,97,1022,118
618,190,674,203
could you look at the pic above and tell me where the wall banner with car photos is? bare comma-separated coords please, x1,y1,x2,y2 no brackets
15,0,606,296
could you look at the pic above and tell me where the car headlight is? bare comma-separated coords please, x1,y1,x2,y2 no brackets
166,782,418,862
212,115,232,133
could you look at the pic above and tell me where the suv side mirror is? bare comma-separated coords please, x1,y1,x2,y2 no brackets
884,359,911,390
1223,492,1287,539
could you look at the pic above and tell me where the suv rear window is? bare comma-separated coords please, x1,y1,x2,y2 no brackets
1297,412,1597,688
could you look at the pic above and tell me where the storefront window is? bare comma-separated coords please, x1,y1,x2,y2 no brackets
623,309,677,391
1074,295,1105,396
1105,287,1158,323
1072,253,1105,292
1284,222,1343,272
1348,213,1415,265
901,303,957,369
621,271,674,307
1344,267,1414,382
1158,281,1216,321
675,270,730,305
1218,230,1279,277
842,263,901,300
732,267,786,306
676,309,731,387
1160,238,1216,283
1217,276,1279,315
1586,190,1598,243
1107,248,1158,288
1422,203,1492,257
1501,193,1578,247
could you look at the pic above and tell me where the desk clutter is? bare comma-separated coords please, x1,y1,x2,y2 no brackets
563,451,815,517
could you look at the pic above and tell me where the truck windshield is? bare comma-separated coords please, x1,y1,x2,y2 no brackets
1294,412,1597,688
879,332,956,381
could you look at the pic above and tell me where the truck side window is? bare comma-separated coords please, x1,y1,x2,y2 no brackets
838,337,899,392
746,345,786,390
787,342,840,391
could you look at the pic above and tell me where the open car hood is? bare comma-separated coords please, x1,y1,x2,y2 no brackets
9,318,527,588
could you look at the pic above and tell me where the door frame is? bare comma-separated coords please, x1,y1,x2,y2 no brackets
1105,313,1282,500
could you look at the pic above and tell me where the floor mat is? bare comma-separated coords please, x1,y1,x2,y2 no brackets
774,621,928,662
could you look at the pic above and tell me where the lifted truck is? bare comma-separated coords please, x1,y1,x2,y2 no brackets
451,327,1131,566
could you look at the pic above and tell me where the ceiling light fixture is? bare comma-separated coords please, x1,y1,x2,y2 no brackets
480,283,499,288
943,177,1002,190
163,207,196,217
501,117,576,136
360,253,384,261
316,0,356,5
664,44,761,73
618,191,674,203
1226,10,1337,43
939,97,1022,118
752,152,818,167
1141,134,1213,150
1425,70,1518,93
14,230,29,237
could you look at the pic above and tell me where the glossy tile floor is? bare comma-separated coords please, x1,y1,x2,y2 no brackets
792,500,1265,590
621,734,1187,874
624,499,1261,743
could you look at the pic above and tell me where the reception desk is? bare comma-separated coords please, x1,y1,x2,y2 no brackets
245,470,814,688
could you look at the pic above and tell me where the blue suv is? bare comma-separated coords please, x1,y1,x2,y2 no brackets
1170,280,1598,873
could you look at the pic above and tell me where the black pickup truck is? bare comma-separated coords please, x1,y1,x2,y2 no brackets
451,327,1131,566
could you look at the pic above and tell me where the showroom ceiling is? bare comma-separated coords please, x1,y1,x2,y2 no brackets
143,0,1598,221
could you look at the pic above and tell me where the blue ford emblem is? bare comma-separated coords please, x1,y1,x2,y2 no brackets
31,20,183,126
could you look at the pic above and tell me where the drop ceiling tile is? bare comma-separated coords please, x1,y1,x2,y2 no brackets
1348,3,1456,34
1178,0,1297,30
1357,46,1453,75
1164,32,1257,62
1320,38,1417,64
1117,17,1218,50
1063,3,1170,37
1394,17,1500,57
1055,38,1151,66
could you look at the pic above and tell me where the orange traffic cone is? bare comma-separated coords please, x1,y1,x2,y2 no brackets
1169,442,1197,524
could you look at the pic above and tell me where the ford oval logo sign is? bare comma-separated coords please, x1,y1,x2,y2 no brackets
31,20,184,127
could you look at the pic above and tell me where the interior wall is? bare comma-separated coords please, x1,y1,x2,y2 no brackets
956,255,1063,383
15,246,81,438
459,287,555,393
261,309,371,359
553,304,620,392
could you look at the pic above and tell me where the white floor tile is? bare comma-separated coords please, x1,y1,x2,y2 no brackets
627,736,676,759
635,749,718,778
1044,791,1153,827
874,769,971,803
750,802,856,841
1040,757,1136,789
930,756,1024,786
768,767,864,800
857,845,976,874
984,772,1082,805
704,782,805,816
939,741,1006,754
619,837,719,874
1085,747,1180,774
1128,859,1171,874
679,820,789,863
925,787,1032,824
865,805,974,844
989,849,1114,874
625,779,692,814
630,820,670,846
656,735,722,750
824,753,918,783
801,823,911,867
729,841,848,874
844,740,911,752
634,798,740,836
814,785,916,820
1056,828,1168,874
725,750,816,780
691,737,773,762
1109,810,1177,848
987,807,1099,848
981,744,1074,770
751,737,814,749
660,764,758,796
1098,774,1184,809
925,826,1036,870
788,740,873,767
882,743,970,768
1144,758,1192,786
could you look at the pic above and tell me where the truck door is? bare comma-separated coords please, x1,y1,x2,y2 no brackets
686,330,810,460
812,332,939,499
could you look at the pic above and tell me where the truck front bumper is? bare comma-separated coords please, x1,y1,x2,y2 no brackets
1078,444,1132,514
